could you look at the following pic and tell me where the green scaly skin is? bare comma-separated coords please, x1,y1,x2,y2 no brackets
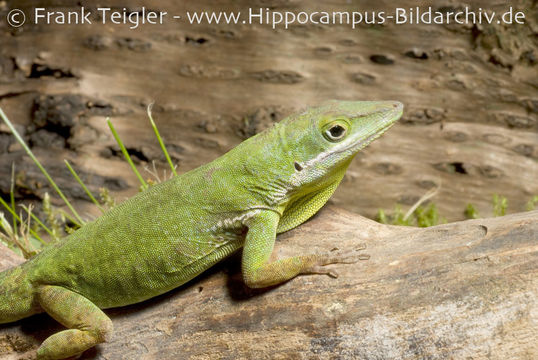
0,100,403,359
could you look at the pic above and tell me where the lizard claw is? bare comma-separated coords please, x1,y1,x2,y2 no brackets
321,246,370,265
320,250,370,265
304,265,339,278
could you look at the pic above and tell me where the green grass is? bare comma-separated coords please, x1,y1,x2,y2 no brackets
527,195,538,211
376,203,445,227
464,203,479,219
0,108,84,226
492,194,508,217
0,105,178,257
378,193,536,227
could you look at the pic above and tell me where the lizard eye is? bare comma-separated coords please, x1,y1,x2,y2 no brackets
324,124,347,141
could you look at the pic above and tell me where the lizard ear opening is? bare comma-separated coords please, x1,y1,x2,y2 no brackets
294,161,303,171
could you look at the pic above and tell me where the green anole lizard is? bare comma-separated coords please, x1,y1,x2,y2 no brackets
0,100,403,359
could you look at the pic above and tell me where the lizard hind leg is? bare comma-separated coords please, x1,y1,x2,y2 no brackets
0,266,41,324
36,285,113,360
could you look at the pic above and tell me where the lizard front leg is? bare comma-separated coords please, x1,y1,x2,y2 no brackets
241,211,368,288
36,285,113,359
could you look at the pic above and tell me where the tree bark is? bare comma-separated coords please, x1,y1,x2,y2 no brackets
1,206,536,359
0,0,537,222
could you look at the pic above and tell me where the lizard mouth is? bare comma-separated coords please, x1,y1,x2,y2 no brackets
296,120,397,174
341,104,403,154
347,119,397,153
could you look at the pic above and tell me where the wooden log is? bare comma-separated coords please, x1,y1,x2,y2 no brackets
0,243,24,270
1,206,536,359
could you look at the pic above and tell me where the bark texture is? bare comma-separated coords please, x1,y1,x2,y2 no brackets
0,0,536,221
0,207,536,359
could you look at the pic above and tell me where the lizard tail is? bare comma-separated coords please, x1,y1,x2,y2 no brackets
0,266,39,324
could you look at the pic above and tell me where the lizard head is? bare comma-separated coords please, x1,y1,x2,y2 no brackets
283,100,403,190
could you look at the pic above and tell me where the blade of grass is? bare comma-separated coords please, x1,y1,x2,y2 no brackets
0,214,21,253
147,103,178,177
0,214,13,241
0,107,85,225
403,183,440,221
0,196,45,244
64,160,105,213
20,204,54,239
527,195,538,211
106,118,148,190
19,205,34,257
10,163,16,234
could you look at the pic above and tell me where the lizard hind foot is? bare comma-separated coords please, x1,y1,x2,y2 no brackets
36,285,113,360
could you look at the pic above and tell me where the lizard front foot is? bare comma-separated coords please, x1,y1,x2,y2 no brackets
303,244,370,278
